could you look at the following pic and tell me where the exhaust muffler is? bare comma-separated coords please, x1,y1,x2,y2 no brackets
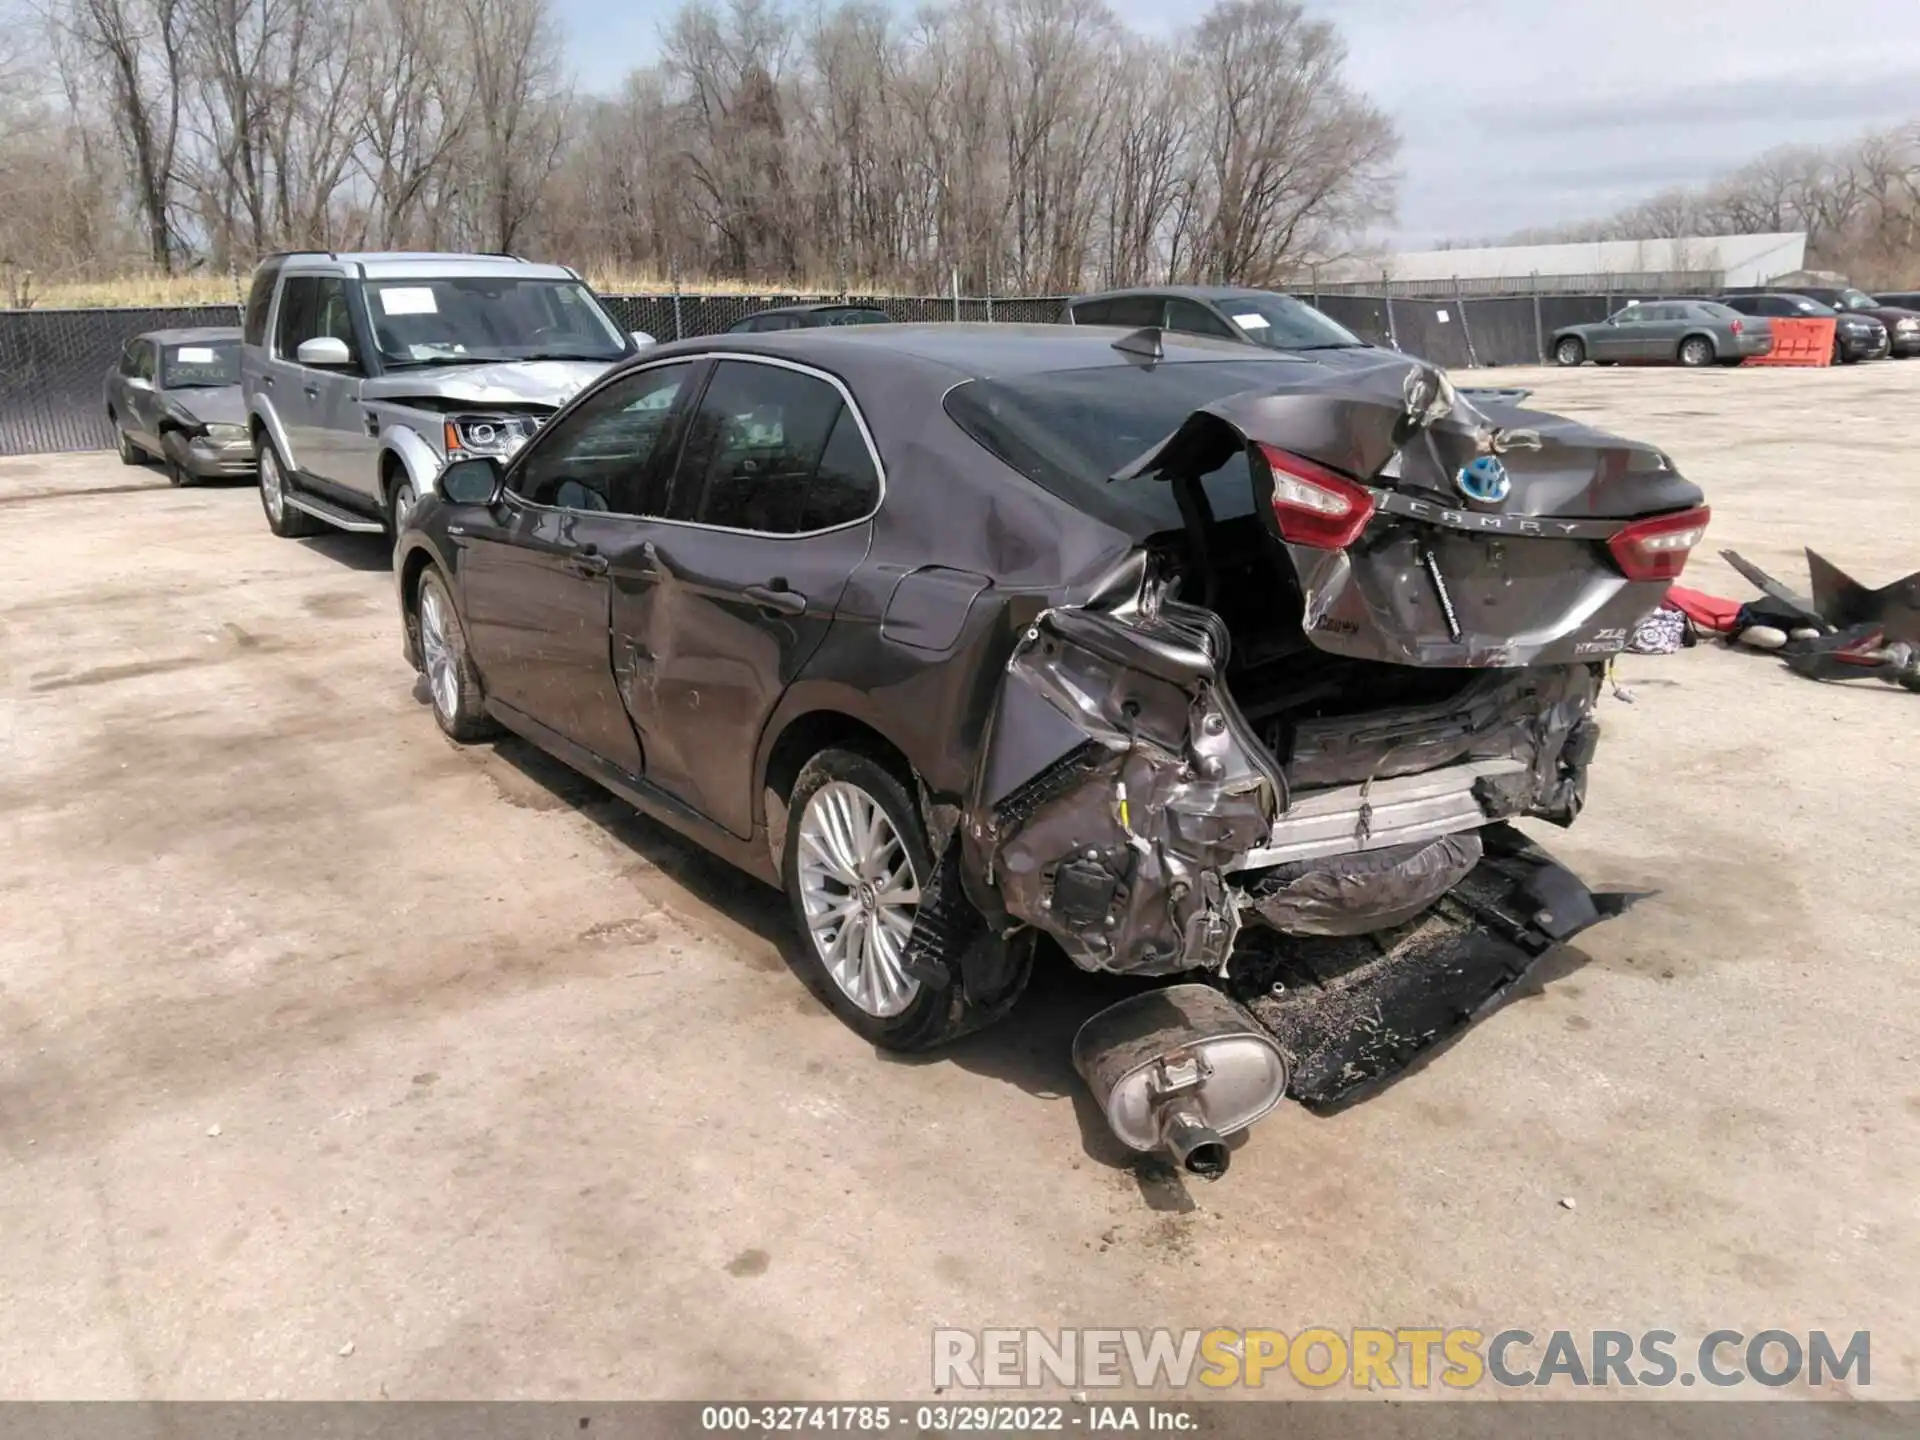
1071,985,1290,1180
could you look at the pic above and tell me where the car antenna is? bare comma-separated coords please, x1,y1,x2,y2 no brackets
1112,326,1164,360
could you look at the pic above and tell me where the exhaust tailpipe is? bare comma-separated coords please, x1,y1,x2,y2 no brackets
1071,985,1290,1181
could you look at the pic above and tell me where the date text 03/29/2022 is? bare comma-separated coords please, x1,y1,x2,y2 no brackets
699,1405,1193,1433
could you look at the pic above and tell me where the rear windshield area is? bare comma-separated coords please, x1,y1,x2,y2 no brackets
944,359,1318,532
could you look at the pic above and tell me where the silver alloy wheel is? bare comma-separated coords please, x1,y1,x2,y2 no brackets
1681,337,1711,366
260,447,285,522
1556,338,1582,365
418,584,460,723
796,780,922,1018
393,482,417,531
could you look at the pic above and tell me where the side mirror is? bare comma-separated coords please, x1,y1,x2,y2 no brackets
439,456,503,506
630,330,656,349
126,375,153,390
296,336,353,368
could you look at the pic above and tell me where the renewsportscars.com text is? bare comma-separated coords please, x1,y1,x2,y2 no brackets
932,1327,1870,1392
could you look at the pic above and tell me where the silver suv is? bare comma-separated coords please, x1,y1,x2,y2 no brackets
240,251,651,539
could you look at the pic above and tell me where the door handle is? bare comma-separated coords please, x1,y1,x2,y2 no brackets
363,410,379,437
567,547,610,578
744,583,808,616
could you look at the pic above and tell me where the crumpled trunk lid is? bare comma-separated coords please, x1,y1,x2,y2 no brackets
1117,357,1706,668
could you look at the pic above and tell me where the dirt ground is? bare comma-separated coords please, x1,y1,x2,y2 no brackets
2,361,1916,1401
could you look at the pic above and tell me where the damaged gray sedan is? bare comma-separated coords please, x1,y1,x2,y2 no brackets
396,324,1707,1178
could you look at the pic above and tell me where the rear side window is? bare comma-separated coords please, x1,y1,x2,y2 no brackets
244,259,283,347
1070,299,1113,325
1104,296,1165,328
667,360,879,533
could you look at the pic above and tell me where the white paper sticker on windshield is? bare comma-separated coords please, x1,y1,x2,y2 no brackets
378,287,439,316
1435,309,1451,323
175,346,218,362
1233,312,1270,329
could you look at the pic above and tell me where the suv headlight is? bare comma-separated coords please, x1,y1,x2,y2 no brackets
444,414,543,459
1897,318,1919,333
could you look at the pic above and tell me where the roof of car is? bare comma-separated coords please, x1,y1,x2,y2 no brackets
646,322,1319,381
1068,285,1304,304
273,251,580,282
137,326,242,344
747,303,890,317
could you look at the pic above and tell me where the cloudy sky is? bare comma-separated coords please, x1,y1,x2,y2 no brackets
558,0,1920,247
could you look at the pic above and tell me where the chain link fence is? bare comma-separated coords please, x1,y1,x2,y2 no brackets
0,287,1660,457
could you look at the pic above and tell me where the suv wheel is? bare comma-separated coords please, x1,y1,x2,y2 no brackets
784,749,1002,1051
389,477,418,535
1678,336,1714,367
1554,336,1585,366
416,568,494,742
256,438,323,538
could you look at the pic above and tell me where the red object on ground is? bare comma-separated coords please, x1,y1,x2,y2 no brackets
1742,317,1835,367
1667,585,1743,633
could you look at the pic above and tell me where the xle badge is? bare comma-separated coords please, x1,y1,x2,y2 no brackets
1456,455,1511,503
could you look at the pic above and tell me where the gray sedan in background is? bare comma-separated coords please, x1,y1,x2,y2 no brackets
1551,300,1772,368
104,327,256,485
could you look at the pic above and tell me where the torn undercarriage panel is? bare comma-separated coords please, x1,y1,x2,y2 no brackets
963,565,1607,976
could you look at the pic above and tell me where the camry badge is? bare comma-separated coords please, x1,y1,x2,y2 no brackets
1456,455,1512,504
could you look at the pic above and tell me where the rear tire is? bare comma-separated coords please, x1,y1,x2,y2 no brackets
415,567,495,743
1678,336,1714,368
1554,337,1585,367
256,436,323,537
783,748,999,1051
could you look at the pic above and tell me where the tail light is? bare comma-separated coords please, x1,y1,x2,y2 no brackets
1607,506,1710,582
1257,444,1375,549
1730,319,1744,334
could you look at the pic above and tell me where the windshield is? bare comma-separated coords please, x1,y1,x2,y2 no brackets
944,358,1331,533
364,278,628,367
1217,294,1363,350
1839,289,1878,311
161,340,240,388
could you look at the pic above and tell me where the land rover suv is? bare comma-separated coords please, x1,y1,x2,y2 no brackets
241,251,652,540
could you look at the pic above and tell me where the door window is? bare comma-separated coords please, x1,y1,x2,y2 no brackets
132,341,156,381
1070,299,1113,325
274,274,362,370
1165,299,1238,338
510,362,693,514
667,360,879,534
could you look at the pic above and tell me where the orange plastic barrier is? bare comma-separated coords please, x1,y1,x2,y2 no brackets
1743,317,1835,367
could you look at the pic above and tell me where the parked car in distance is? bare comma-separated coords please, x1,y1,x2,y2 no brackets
1551,300,1770,368
104,327,255,485
240,251,654,542
393,322,1705,1161
1716,293,1889,364
726,303,893,333
1743,284,1920,358
1873,290,1920,312
1060,286,1380,365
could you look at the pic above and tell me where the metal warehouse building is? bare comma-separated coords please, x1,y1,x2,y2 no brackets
1319,232,1808,297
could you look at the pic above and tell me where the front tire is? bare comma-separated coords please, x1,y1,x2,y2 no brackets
161,431,196,486
784,749,988,1051
389,477,418,536
416,568,494,742
1678,336,1714,367
114,420,143,466
1554,336,1585,366
256,437,323,537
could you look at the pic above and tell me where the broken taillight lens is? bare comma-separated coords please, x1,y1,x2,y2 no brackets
1607,505,1711,581
1257,444,1375,549
1730,319,1744,335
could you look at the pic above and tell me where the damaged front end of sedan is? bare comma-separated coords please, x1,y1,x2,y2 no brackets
927,358,1698,1177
